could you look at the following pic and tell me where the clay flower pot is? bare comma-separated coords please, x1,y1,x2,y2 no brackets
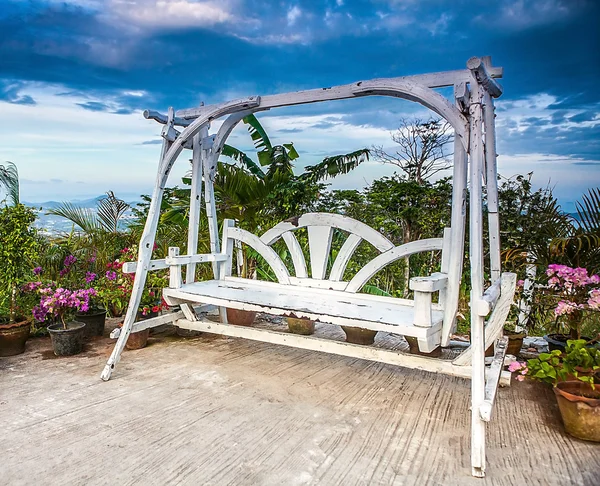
126,329,150,350
287,316,315,335
405,336,442,357
0,319,30,357
554,381,600,442
226,308,256,326
342,326,377,345
505,331,526,356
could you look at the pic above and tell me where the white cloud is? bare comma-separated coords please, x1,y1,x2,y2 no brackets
109,0,234,29
475,0,579,30
0,84,180,201
287,5,302,26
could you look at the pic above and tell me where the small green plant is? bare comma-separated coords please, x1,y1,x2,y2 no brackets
510,339,600,386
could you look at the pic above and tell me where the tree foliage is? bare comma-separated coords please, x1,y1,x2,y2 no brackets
0,204,38,322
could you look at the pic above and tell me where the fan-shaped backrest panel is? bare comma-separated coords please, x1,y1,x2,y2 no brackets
260,213,394,280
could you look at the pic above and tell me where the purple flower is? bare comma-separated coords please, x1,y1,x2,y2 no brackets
64,255,77,267
33,266,43,275
85,272,97,284
106,270,117,281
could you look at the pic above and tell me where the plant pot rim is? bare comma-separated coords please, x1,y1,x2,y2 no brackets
47,321,86,333
554,381,600,405
504,331,526,338
75,308,107,317
0,319,30,330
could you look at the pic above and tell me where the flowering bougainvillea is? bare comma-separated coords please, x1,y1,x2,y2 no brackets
544,264,600,338
33,287,98,328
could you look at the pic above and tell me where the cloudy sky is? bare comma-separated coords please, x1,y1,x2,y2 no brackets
1,0,599,210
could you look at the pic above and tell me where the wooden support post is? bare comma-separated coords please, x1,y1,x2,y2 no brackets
468,78,487,478
186,127,208,284
441,84,469,347
483,91,501,283
168,247,182,289
100,107,177,382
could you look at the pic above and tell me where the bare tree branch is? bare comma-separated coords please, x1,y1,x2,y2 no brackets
372,118,454,185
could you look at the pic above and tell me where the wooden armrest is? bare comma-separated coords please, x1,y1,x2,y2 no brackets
410,272,448,292
165,253,227,265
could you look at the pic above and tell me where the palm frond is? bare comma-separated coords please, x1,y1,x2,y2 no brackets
47,203,101,233
221,144,265,178
0,161,20,206
96,191,130,233
303,148,370,181
576,187,600,233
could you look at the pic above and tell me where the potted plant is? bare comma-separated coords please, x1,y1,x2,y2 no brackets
0,203,39,356
510,339,600,442
540,264,600,351
33,285,97,356
503,321,527,356
287,315,315,335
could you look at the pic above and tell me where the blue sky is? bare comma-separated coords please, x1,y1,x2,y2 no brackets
1,0,599,210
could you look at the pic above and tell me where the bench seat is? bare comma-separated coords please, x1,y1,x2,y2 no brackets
163,277,444,349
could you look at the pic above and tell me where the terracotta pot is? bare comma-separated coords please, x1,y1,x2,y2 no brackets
505,332,526,356
287,317,315,335
226,308,256,326
405,336,442,357
0,319,30,357
554,381,600,442
48,321,86,356
126,329,150,350
75,309,107,338
342,326,377,345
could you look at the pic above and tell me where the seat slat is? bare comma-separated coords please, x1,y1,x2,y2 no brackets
163,279,443,339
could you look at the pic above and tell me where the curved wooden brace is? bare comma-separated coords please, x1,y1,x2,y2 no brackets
352,81,469,149
261,213,394,251
346,238,444,293
281,231,308,278
329,233,362,282
227,226,291,284
211,109,256,162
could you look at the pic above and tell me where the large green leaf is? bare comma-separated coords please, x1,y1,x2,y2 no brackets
243,114,272,152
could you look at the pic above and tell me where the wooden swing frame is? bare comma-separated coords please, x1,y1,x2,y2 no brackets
101,56,516,478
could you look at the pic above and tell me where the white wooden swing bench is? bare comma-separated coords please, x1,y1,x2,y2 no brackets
102,57,517,478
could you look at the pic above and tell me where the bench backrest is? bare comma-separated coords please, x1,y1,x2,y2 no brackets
221,213,450,293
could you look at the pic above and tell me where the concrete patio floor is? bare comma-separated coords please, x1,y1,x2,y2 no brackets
1,319,599,486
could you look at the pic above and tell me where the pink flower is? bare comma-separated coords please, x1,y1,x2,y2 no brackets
106,271,117,281
517,280,525,287
589,289,600,310
508,361,525,373
516,375,525,382
555,300,579,316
